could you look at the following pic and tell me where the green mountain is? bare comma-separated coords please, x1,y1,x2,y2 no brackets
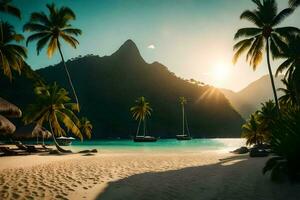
221,75,284,119
0,40,244,138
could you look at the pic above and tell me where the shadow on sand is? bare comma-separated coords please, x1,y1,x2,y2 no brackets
97,155,300,200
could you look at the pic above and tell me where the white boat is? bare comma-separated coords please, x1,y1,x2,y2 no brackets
56,137,75,146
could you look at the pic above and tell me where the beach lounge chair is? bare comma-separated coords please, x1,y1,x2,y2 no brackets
15,141,28,151
42,144,53,151
0,147,28,156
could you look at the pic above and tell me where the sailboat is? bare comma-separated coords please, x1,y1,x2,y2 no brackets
133,118,157,142
131,97,157,142
176,97,192,140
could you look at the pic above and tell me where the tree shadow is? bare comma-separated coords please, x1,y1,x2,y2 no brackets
96,155,300,200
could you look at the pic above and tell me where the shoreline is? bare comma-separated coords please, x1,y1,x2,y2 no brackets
1,150,300,200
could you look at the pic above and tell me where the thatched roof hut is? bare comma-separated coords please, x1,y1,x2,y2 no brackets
0,97,22,118
0,115,16,135
14,124,51,139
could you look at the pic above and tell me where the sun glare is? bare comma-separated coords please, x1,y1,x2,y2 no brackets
212,63,231,83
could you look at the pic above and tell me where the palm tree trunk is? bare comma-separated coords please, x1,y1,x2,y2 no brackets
266,38,280,111
49,119,71,153
136,118,142,136
57,40,80,111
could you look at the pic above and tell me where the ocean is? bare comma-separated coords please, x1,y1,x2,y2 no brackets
70,138,245,153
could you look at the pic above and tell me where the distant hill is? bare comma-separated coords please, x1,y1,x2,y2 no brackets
221,75,284,119
0,40,244,139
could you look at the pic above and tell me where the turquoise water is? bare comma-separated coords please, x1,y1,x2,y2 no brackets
71,139,245,152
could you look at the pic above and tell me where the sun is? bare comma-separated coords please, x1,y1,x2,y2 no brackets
212,63,231,83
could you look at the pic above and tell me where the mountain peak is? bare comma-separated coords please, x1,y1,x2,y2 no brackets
112,39,145,64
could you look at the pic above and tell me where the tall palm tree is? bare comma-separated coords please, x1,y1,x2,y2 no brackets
233,0,298,110
275,34,300,104
130,97,152,137
23,3,82,110
23,82,85,152
0,0,21,19
278,78,298,106
0,21,27,81
242,114,266,146
179,96,187,135
80,117,92,139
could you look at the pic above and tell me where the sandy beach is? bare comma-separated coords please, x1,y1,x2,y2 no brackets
0,150,299,200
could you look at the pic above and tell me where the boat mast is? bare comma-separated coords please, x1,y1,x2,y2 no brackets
143,117,146,137
136,118,142,137
182,103,185,135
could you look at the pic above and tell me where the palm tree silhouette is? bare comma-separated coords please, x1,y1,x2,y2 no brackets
0,0,21,19
275,34,300,105
278,79,298,106
242,114,266,146
0,21,27,80
24,3,82,110
23,83,85,152
233,0,298,111
130,97,152,137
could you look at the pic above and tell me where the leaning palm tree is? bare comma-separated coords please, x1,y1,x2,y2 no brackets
23,3,82,110
233,0,299,110
275,34,300,105
242,114,266,146
0,21,27,81
23,82,85,152
79,117,92,139
0,0,21,19
130,97,152,137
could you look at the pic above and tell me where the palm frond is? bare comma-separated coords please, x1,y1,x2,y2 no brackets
240,10,263,27
271,8,294,27
234,28,262,40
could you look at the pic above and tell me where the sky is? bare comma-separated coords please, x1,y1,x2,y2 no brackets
3,0,300,91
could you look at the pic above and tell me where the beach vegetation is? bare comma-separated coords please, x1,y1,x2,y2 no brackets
23,82,91,152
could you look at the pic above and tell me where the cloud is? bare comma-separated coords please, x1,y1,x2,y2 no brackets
147,44,155,49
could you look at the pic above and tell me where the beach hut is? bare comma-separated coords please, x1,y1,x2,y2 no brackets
0,97,22,118
14,124,52,145
0,97,22,136
0,115,16,135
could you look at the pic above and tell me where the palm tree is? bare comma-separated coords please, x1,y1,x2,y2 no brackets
80,117,92,139
242,113,266,146
233,0,299,110
278,78,298,106
0,0,21,19
257,100,277,140
179,96,187,135
0,21,27,81
289,0,300,7
23,82,85,152
23,3,82,110
130,97,152,137
275,34,300,105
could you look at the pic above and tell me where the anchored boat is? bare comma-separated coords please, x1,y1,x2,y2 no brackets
56,136,75,146
176,97,192,140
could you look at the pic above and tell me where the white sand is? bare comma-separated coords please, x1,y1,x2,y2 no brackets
0,150,299,200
